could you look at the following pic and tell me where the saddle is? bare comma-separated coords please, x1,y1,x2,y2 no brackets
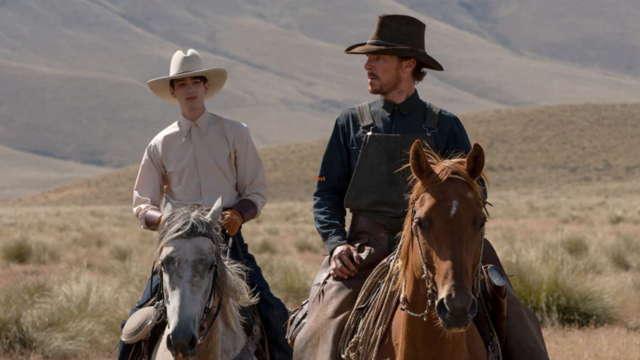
285,264,508,359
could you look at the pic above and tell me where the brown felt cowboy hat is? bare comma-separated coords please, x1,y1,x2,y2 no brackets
345,14,444,71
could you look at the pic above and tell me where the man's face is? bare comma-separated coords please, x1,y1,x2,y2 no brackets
364,54,403,95
170,77,209,111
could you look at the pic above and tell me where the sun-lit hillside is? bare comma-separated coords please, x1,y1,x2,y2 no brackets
1,0,640,167
0,144,109,200
8,102,640,206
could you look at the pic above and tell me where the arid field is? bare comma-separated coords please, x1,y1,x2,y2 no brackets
1,103,639,359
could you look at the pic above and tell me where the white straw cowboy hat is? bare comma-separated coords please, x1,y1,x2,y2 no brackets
147,49,227,104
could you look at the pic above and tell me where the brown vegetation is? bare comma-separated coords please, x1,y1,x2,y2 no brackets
1,102,640,358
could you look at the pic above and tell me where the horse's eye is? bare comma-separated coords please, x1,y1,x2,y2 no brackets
413,217,423,228
479,218,487,230
208,263,215,271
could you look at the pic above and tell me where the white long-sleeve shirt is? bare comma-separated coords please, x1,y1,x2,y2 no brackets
133,109,267,229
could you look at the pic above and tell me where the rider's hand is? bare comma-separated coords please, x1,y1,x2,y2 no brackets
220,209,243,236
330,244,362,280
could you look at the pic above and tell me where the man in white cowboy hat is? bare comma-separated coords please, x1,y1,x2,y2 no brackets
118,49,293,360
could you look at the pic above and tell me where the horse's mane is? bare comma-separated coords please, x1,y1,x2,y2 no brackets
156,206,257,334
396,145,488,288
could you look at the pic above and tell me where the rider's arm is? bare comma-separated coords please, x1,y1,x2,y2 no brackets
233,123,267,223
133,141,166,230
313,115,352,255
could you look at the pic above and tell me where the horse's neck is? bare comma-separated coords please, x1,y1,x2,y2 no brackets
216,314,251,360
393,259,482,360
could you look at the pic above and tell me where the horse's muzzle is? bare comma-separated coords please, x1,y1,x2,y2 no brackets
167,328,199,359
436,294,477,332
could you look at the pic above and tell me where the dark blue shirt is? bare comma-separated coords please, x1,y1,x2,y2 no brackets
313,90,484,254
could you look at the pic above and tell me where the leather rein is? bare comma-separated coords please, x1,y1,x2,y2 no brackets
399,174,486,321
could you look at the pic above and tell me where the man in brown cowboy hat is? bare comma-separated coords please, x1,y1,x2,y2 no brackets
293,15,548,359
118,49,293,360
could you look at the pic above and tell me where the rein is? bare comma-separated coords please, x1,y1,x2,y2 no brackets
399,174,486,321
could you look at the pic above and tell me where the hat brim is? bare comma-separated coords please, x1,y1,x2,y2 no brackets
147,68,227,104
345,43,443,71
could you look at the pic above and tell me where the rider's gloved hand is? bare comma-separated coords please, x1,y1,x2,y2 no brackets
220,209,244,236
329,244,362,280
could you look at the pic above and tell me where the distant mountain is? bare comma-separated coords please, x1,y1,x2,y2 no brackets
0,144,108,200
10,102,639,205
398,0,640,77
0,0,639,168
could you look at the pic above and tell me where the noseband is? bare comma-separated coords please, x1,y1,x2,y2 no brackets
399,174,486,321
157,226,224,345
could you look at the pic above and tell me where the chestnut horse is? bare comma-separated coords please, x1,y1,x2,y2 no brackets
377,140,490,360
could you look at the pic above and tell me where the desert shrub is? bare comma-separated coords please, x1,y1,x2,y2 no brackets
258,256,314,307
609,214,625,225
561,235,589,258
110,245,131,262
607,236,639,272
293,238,322,254
506,260,614,327
2,237,59,265
2,238,33,264
253,239,277,254
0,273,123,358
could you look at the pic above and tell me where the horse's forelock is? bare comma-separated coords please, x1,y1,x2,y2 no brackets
155,205,223,267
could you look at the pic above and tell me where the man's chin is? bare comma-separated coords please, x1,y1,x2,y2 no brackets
368,85,382,95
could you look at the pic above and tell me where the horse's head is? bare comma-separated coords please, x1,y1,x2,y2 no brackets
156,196,256,359
401,140,487,332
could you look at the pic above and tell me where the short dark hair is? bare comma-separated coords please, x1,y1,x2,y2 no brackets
169,75,209,90
399,57,427,84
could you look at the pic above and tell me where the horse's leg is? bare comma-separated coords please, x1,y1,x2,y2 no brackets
482,239,550,360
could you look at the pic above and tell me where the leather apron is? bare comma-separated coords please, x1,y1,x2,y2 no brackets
292,102,440,360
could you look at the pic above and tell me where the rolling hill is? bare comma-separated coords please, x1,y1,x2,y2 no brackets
0,144,109,200
0,0,639,169
9,102,639,206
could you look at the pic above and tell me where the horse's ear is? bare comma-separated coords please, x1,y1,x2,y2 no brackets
466,144,485,180
206,196,224,223
162,195,175,215
410,140,435,181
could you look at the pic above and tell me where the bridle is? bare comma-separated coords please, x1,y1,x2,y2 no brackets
156,225,224,346
399,174,486,321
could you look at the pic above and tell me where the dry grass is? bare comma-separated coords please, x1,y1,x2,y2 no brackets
1,177,639,358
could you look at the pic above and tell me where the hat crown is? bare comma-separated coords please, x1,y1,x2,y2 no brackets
369,14,426,51
169,49,205,76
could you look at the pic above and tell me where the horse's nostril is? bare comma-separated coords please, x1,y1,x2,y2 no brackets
436,299,450,320
469,298,478,318
167,334,176,356
189,334,199,353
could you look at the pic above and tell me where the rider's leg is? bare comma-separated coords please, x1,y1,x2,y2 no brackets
228,228,293,360
117,270,162,360
482,239,550,360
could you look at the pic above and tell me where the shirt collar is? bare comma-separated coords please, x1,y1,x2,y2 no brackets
381,90,421,116
178,109,210,136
